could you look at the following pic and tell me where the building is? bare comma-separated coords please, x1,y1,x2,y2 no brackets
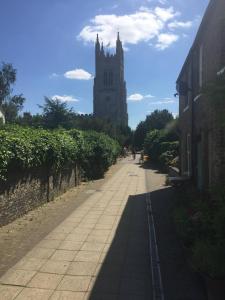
93,33,128,127
177,0,225,190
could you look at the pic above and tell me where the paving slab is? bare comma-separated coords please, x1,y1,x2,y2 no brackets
50,250,77,262
50,291,85,300
0,157,152,299
0,285,23,300
15,287,53,300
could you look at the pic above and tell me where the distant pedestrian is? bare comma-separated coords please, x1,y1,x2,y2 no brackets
139,150,144,164
123,146,127,157
132,148,136,160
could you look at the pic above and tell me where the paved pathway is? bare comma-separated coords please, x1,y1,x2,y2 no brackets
0,157,152,300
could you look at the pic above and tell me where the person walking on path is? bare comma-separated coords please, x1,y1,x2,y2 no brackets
139,149,144,164
132,148,136,160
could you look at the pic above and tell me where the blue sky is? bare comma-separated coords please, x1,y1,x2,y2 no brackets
0,0,209,128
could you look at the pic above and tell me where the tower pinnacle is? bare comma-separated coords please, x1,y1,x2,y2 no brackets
95,33,100,54
116,32,123,57
101,42,104,54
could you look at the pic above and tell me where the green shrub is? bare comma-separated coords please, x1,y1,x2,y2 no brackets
0,125,120,181
192,239,225,278
78,131,121,179
173,186,225,278
0,126,78,180
144,129,178,164
159,151,177,166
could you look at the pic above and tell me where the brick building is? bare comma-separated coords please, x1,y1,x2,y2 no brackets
177,0,225,190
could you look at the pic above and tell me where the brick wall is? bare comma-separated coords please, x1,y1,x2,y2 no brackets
178,0,225,189
0,165,82,227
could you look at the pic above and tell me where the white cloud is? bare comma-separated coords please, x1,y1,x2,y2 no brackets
158,0,168,5
128,93,144,101
64,69,93,80
145,94,155,98
52,95,79,102
49,73,59,79
168,20,193,29
78,5,191,50
154,6,179,22
148,99,175,104
128,93,155,101
156,33,179,50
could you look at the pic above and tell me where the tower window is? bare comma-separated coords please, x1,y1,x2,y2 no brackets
104,71,107,87
109,71,113,86
103,71,113,87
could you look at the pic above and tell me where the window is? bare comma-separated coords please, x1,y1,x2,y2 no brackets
109,71,113,86
103,71,107,87
103,70,113,87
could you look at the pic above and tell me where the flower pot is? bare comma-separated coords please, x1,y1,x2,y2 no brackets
204,276,225,300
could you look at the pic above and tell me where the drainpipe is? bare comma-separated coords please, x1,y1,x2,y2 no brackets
190,53,194,181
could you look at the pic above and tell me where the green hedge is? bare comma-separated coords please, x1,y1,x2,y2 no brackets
68,130,121,179
0,125,121,181
144,129,178,165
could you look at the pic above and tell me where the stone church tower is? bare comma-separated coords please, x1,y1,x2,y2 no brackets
93,33,128,126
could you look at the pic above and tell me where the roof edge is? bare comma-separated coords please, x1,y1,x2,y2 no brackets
176,0,215,83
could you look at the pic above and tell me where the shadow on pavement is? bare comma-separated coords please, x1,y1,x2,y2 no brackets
88,184,207,300
88,193,152,300
150,186,207,300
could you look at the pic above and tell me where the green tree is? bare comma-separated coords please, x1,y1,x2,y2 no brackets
39,97,74,129
145,109,173,130
0,63,25,122
134,109,174,149
133,121,147,150
0,63,16,105
2,94,26,122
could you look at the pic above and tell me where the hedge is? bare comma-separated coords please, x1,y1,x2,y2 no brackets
0,125,121,181
144,129,178,165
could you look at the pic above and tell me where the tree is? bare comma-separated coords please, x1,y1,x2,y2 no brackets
145,109,173,131
133,121,148,150
133,109,174,149
0,63,25,122
39,97,74,129
2,94,26,122
0,63,16,105
18,97,132,146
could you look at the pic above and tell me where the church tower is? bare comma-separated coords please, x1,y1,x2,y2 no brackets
93,33,128,127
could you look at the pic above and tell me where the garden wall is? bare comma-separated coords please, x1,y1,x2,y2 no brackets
0,165,82,227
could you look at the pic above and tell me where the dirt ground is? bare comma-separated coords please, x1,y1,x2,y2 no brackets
0,161,123,277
